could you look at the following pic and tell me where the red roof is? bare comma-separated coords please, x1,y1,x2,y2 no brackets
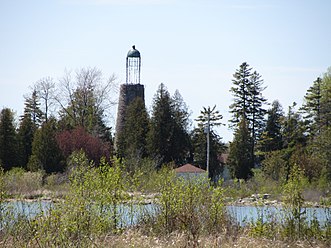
175,164,206,173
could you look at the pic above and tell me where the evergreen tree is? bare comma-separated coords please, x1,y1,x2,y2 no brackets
301,77,322,136
117,97,149,159
229,62,267,169
257,100,284,154
282,103,307,149
227,118,254,179
28,117,63,173
17,116,35,168
229,62,252,126
170,90,192,164
23,90,44,127
17,90,44,168
320,69,331,129
148,84,190,167
0,108,19,170
247,71,267,143
281,103,307,181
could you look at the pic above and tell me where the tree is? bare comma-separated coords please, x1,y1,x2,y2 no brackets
170,90,192,164
193,105,224,182
34,77,56,123
148,84,191,167
281,103,307,181
28,117,63,173
227,118,254,179
282,103,307,150
56,126,112,166
229,62,252,126
115,97,149,159
22,90,44,127
56,67,116,141
301,77,322,136
247,70,267,143
229,62,267,167
0,108,19,170
195,105,223,180
17,90,44,168
257,100,284,154
320,68,331,129
17,115,35,168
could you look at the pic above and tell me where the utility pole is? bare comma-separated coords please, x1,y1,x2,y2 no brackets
197,105,223,181
205,111,210,179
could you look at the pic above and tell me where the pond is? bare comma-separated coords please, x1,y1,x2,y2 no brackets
2,201,330,227
226,205,331,226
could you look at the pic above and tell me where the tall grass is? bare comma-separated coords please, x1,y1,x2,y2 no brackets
0,154,330,247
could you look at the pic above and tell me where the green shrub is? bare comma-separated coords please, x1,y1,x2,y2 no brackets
141,167,229,246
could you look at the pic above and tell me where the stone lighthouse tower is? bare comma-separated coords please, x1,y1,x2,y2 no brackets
115,45,145,150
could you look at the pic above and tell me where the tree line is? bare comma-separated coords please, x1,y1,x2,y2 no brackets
0,64,331,186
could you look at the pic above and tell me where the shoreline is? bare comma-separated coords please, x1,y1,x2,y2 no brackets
3,193,330,209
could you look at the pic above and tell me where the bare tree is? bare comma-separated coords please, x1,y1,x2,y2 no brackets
55,67,118,134
34,77,56,123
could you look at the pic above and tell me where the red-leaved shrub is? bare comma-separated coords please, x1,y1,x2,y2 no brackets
56,127,111,165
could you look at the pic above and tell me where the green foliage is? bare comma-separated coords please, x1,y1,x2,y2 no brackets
117,97,149,159
282,165,306,239
144,167,228,245
228,118,254,179
301,77,323,135
261,150,287,182
257,100,284,154
17,116,35,169
22,89,44,127
28,117,63,173
229,62,267,142
0,108,19,171
148,84,191,166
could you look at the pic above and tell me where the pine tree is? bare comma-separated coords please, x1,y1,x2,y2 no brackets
17,90,44,168
17,116,35,168
148,84,191,167
229,62,252,126
320,70,331,129
170,90,191,164
229,62,267,169
28,117,63,173
227,118,254,179
281,103,307,181
257,100,284,153
117,97,149,159
247,71,267,143
23,90,44,127
301,77,322,135
0,108,19,170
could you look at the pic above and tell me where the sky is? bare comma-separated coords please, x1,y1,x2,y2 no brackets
1,0,330,142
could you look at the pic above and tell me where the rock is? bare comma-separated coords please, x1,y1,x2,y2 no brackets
263,194,270,200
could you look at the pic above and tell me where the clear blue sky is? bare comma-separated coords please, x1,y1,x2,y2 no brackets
1,0,330,142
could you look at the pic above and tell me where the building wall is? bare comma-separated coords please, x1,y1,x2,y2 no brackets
176,172,208,181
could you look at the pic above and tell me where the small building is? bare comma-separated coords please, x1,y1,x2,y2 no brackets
175,163,207,181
